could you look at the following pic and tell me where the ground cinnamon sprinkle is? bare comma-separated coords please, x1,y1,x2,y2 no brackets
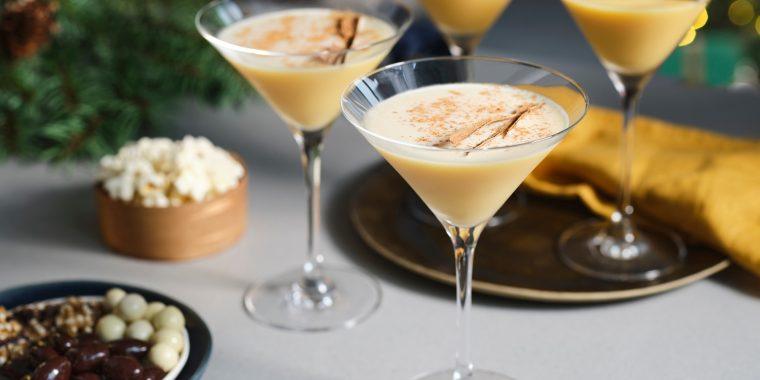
222,9,393,64
362,84,567,153
242,15,297,51
398,87,554,149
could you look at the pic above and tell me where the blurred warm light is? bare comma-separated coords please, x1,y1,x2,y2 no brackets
755,16,760,35
728,0,754,26
694,9,709,29
680,9,708,48
679,27,697,46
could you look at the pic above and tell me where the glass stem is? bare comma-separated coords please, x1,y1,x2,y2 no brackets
446,223,486,379
608,73,648,245
294,129,332,298
614,87,639,240
447,35,480,56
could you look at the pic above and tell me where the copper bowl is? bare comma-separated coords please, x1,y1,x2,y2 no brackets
95,166,248,261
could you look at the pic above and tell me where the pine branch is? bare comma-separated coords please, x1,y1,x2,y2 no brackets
61,114,101,159
0,0,251,162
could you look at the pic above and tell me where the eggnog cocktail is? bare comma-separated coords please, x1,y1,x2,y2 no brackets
364,83,568,227
218,9,396,130
197,0,411,332
419,0,512,38
558,0,707,282
343,57,588,380
563,0,706,74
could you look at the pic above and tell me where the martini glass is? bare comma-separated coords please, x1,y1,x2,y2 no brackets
343,56,588,380
196,0,412,331
414,0,521,228
419,0,513,56
559,0,709,281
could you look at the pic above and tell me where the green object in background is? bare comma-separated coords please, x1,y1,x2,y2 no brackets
704,31,744,86
0,0,250,162
660,46,683,77
660,31,744,87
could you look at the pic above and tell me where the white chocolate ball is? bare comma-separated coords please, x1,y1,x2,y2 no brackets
105,288,126,310
149,343,179,372
125,319,154,341
117,293,147,322
96,314,126,342
143,302,166,320
150,329,184,352
152,306,184,330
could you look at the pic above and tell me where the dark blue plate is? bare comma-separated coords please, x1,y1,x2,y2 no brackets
0,280,212,380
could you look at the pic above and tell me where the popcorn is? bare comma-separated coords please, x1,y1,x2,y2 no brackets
99,136,244,207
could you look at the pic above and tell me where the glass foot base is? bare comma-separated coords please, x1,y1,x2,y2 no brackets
243,266,381,332
558,220,686,282
414,369,514,380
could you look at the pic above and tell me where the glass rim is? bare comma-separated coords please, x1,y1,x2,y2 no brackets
341,56,590,153
195,0,413,59
562,0,709,11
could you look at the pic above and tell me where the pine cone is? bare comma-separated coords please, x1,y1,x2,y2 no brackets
0,0,58,60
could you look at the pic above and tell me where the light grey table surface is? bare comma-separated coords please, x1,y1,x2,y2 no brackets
2,2,760,379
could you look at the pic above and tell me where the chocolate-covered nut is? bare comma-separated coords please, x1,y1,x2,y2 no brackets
72,373,102,380
147,343,177,372
116,294,146,322
102,356,142,380
142,303,165,321
32,346,60,364
1,357,36,378
149,329,183,352
32,356,72,380
96,315,126,342
108,339,149,359
139,367,166,380
105,288,127,310
125,320,153,342
67,343,109,373
77,334,101,346
54,335,78,354
151,306,184,331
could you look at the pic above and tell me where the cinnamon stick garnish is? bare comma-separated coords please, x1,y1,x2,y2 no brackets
472,103,542,149
319,12,360,65
337,13,360,48
435,117,502,147
434,103,542,149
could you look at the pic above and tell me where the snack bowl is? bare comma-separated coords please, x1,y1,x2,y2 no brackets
95,159,248,261
0,280,211,380
4,296,190,379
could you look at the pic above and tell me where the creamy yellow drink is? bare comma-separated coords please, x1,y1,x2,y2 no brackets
363,84,568,226
419,0,512,37
563,0,706,75
218,9,396,130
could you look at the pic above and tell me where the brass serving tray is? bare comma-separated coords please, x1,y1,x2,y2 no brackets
350,164,730,303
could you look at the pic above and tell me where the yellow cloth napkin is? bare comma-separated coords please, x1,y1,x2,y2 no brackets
525,106,760,276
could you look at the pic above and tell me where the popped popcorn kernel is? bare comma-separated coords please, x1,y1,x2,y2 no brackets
99,136,244,207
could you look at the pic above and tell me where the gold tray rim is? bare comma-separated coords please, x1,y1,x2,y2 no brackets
350,195,731,303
